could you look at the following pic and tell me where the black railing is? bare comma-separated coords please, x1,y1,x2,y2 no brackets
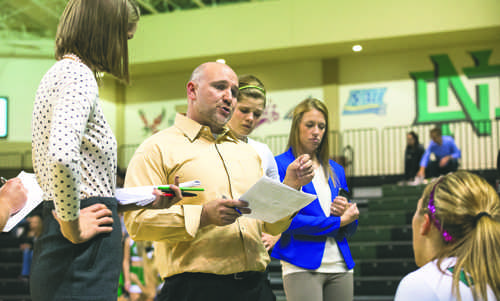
2,119,498,177
381,119,499,174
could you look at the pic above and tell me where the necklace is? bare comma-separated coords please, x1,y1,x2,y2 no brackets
62,53,82,63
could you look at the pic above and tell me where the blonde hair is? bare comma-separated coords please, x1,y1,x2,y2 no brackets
238,75,266,107
287,98,334,181
418,171,500,300
55,0,140,84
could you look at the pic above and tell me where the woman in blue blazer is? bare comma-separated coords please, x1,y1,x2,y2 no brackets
271,98,359,301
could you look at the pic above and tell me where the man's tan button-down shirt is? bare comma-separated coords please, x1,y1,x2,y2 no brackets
124,113,293,278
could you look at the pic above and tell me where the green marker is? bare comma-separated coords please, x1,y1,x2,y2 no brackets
157,186,204,191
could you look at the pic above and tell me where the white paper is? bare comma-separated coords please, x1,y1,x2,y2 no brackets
115,186,157,206
115,180,202,207
3,171,44,232
179,180,200,188
3,176,202,231
239,176,316,223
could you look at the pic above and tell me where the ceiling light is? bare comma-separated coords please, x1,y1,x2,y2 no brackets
352,45,362,52
216,58,226,64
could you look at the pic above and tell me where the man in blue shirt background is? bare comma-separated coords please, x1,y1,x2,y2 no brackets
416,127,461,178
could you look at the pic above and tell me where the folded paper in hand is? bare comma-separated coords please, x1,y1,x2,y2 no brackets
115,186,156,206
115,180,202,207
4,172,201,231
4,171,44,232
239,176,316,223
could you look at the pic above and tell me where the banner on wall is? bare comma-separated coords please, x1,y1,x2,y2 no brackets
339,49,500,137
410,50,500,136
138,108,166,135
342,88,387,116
123,100,185,145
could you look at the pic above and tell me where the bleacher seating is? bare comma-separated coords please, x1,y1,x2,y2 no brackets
268,184,425,301
0,183,425,301
0,232,31,301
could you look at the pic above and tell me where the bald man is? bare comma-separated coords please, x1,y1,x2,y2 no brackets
124,62,313,301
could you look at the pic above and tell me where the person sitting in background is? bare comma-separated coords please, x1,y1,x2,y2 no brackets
404,131,424,182
416,127,461,179
0,177,28,231
19,212,43,281
395,171,500,300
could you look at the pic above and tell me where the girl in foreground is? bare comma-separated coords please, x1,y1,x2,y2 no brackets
395,171,499,300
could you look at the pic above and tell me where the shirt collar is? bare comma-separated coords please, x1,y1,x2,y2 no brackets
173,113,239,143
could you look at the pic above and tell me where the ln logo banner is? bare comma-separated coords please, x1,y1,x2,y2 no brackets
410,50,500,136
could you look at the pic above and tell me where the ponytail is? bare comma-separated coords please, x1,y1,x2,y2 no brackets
422,171,500,301
445,212,500,301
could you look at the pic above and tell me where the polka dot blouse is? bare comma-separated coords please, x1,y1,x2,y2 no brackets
32,57,117,221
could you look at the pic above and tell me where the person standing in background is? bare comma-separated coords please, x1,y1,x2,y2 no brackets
122,236,152,301
227,74,281,251
19,213,43,281
227,75,280,182
272,98,359,301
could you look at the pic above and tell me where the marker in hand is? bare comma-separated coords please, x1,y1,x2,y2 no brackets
222,195,242,215
159,185,203,197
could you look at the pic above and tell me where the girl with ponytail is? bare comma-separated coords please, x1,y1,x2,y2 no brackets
395,171,500,300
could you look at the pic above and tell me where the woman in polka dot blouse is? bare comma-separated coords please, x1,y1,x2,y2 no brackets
29,1,155,300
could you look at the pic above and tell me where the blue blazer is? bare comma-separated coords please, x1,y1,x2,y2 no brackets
271,148,358,270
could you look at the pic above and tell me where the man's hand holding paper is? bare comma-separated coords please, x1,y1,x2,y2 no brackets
239,176,316,223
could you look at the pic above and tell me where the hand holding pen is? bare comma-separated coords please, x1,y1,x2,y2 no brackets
199,195,251,227
157,186,204,197
150,176,183,209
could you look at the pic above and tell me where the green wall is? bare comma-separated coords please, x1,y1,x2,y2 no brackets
2,0,500,170
129,0,500,70
0,58,54,146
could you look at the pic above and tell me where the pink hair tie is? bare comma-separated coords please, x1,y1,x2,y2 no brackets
428,177,453,243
